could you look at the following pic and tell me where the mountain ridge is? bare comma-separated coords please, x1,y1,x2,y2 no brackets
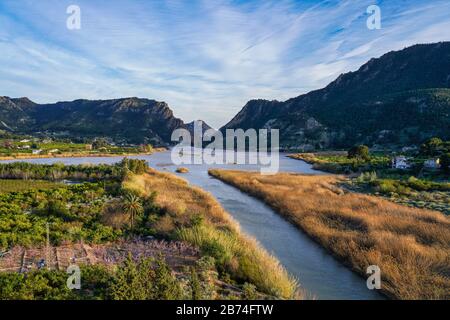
0,96,188,145
221,42,450,150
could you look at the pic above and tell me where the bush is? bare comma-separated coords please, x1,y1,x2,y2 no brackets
348,145,370,161
109,255,183,300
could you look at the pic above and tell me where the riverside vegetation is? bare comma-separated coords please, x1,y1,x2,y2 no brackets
289,138,450,215
0,132,156,160
0,159,297,300
209,169,450,300
123,169,299,299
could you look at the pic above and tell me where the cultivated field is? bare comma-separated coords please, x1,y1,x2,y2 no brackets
0,179,61,193
209,169,450,300
0,239,199,273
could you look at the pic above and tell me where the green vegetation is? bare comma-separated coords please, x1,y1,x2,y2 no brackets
0,159,280,300
123,171,299,299
0,134,155,158
0,181,122,249
289,138,450,215
352,173,450,214
0,159,150,250
0,179,61,193
420,137,450,157
288,152,390,174
0,158,148,181
0,255,220,300
108,255,183,300
121,193,144,230
347,145,370,161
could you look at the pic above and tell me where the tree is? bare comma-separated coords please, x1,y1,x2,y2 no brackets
110,255,154,300
122,193,143,230
348,145,370,161
92,138,108,150
440,153,450,173
153,256,183,300
139,144,153,153
420,137,443,156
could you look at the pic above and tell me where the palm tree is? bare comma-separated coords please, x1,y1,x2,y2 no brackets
122,193,143,230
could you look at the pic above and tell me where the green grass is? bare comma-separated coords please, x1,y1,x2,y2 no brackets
349,174,450,215
0,179,62,193
288,153,391,174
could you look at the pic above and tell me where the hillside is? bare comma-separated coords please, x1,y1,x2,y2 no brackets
221,42,450,150
0,97,186,145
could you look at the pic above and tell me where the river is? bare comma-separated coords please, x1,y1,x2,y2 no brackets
1,150,384,300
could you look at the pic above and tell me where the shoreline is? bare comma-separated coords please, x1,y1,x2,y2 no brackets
0,147,167,161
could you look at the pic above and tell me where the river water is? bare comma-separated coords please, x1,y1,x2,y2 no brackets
1,150,384,300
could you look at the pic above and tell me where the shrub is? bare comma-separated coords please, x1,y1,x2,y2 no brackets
348,145,370,161
242,283,258,300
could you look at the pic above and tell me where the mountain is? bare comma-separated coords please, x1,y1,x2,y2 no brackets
186,120,214,135
0,97,186,145
221,42,450,151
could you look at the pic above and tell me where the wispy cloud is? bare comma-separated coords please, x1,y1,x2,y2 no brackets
0,0,449,127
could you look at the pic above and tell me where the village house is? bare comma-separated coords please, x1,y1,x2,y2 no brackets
392,156,411,170
424,158,441,169
32,149,42,155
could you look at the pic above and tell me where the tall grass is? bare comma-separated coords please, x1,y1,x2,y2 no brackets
209,169,450,300
123,169,299,299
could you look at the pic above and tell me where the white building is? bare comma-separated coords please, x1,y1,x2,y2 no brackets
32,149,42,155
424,158,440,169
392,156,411,170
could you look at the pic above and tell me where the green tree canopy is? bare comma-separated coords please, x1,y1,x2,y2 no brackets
420,137,444,156
347,145,370,161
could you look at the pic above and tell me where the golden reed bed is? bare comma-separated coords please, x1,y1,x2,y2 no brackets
209,169,450,300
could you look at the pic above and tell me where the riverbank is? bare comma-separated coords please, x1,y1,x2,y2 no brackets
287,152,390,174
209,169,450,300
123,169,300,299
0,147,167,161
288,152,450,215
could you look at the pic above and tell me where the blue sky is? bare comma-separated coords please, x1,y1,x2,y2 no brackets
1,0,450,128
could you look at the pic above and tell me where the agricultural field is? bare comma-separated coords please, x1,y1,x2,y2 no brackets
0,160,283,300
0,179,62,193
0,134,154,159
